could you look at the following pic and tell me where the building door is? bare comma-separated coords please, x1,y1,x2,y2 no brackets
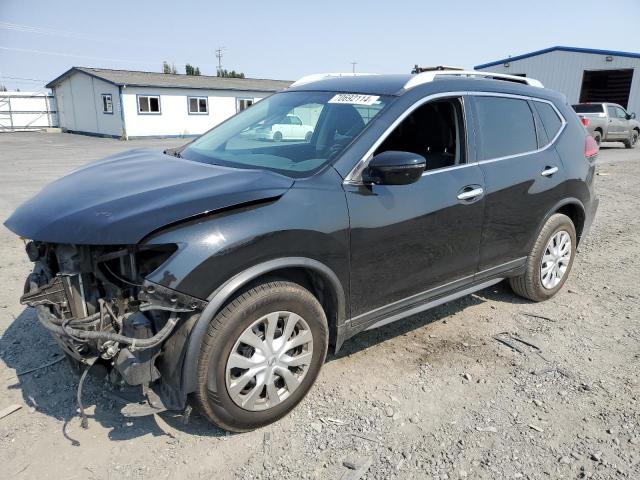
579,69,634,109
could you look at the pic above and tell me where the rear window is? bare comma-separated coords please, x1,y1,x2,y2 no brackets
534,101,563,140
572,104,604,114
474,96,537,160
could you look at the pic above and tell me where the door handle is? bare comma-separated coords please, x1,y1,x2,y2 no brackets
457,187,484,201
541,166,559,177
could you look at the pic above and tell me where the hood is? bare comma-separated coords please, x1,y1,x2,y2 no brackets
4,149,293,244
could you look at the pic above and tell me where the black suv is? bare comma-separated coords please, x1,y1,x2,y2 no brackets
5,71,599,431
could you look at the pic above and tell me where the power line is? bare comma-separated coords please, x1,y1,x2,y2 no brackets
0,45,160,65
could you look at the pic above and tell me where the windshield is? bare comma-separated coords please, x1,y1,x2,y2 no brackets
573,104,604,114
181,91,391,177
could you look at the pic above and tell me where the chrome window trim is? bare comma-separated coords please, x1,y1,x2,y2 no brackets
344,91,567,184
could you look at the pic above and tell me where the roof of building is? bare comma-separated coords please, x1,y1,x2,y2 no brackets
46,67,292,92
474,46,640,70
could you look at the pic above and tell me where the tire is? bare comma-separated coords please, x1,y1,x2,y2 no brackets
593,131,602,145
623,129,638,149
509,213,576,302
194,281,328,432
273,131,283,142
304,131,313,142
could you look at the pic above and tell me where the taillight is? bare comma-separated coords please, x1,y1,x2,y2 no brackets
585,135,599,158
580,117,589,127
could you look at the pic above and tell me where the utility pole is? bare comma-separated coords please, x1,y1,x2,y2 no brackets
215,47,226,75
351,61,357,74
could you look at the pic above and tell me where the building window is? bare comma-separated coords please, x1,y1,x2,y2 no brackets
237,98,254,112
188,96,208,114
138,95,161,114
101,94,113,114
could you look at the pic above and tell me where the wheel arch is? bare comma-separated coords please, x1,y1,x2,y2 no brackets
533,198,586,249
180,257,347,395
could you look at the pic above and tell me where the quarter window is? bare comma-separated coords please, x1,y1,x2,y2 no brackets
533,101,563,141
188,97,208,114
101,94,113,114
474,96,537,160
138,95,161,114
375,97,466,171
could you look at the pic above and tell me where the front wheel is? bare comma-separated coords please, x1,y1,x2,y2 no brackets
623,130,638,149
273,131,283,142
509,213,576,302
194,281,328,432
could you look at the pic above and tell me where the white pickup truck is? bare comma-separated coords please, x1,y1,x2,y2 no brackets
572,102,639,148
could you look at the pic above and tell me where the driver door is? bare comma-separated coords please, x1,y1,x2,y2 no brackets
344,96,484,322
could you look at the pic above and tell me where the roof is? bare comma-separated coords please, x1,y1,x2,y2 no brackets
46,67,292,92
474,46,640,70
288,74,414,95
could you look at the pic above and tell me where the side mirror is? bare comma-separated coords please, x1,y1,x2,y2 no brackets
630,112,636,120
365,151,426,185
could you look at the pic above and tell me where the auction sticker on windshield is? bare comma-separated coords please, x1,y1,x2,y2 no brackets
328,94,380,106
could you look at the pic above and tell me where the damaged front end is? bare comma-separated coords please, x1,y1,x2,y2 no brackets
20,241,206,420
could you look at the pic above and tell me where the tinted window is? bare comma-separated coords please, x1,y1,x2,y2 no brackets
375,98,465,171
573,104,604,114
475,96,537,160
607,105,617,117
534,101,563,140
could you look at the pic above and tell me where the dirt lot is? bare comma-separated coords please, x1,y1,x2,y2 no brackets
0,132,638,479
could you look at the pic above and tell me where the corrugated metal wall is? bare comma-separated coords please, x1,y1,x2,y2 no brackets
476,50,640,116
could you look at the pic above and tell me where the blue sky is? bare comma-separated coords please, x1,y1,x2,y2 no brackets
2,0,640,91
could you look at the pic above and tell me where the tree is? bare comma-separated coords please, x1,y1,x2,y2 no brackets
171,63,177,74
0,84,7,92
162,61,171,74
217,68,245,79
185,64,201,76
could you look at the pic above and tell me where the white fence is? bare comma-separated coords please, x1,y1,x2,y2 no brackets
0,92,58,131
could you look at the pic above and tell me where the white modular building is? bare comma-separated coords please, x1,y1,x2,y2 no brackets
475,46,640,115
46,67,292,139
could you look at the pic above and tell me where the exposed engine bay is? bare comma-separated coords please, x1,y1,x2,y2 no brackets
20,241,207,422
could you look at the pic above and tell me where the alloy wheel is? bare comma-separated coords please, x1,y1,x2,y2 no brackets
225,311,314,411
540,230,572,289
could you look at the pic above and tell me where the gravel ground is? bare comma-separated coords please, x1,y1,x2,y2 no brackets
0,132,638,479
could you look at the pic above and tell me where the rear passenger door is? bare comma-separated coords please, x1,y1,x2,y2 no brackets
471,94,567,275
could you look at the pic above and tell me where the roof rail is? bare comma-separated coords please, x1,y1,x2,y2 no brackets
290,72,379,87
404,70,544,89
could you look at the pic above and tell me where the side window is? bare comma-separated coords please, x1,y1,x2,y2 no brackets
237,98,254,112
138,95,161,114
474,96,537,160
533,101,563,141
615,107,628,119
101,94,113,114
607,105,617,117
375,98,466,171
290,116,302,125
188,97,208,114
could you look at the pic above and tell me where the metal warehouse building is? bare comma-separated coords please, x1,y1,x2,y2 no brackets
475,46,640,116
46,67,291,139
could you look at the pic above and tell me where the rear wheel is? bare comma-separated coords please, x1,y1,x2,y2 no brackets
194,281,328,432
273,131,283,142
593,131,602,145
623,129,638,149
509,213,576,302
304,131,313,142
